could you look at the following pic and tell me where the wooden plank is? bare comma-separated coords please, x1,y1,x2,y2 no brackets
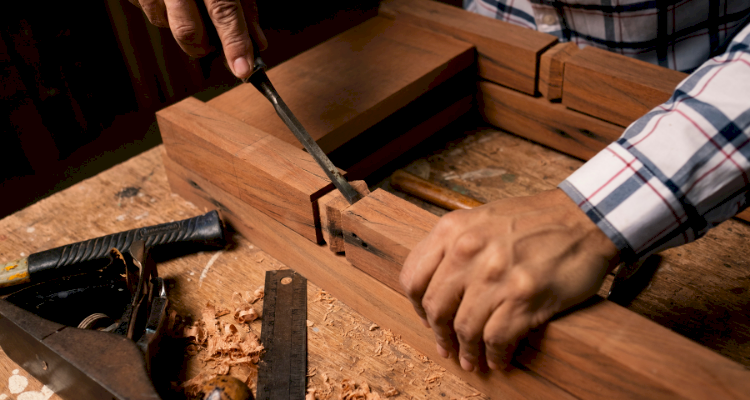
342,189,438,294
319,181,370,253
328,69,476,179
208,16,475,154
539,42,579,101
335,182,750,399
477,81,750,224
162,151,579,400
379,0,558,95
562,46,688,127
478,81,623,160
157,97,335,243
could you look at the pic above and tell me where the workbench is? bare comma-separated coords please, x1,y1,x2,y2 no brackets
2,109,750,399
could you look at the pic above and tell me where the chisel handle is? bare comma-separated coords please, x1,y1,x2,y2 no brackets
0,210,224,288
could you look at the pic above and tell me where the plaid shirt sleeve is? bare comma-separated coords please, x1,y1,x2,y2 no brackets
559,22,750,261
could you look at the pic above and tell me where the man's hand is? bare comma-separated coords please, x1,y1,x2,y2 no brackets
400,189,619,371
128,0,268,79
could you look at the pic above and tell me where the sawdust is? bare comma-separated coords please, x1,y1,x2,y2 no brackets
180,292,265,397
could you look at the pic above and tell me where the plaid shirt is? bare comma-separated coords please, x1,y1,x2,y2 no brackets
465,0,750,260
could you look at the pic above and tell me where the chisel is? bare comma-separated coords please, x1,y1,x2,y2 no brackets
245,48,363,205
0,210,224,288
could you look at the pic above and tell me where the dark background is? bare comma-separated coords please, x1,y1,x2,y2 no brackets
0,0,461,219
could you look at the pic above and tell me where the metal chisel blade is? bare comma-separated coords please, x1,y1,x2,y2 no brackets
246,59,363,205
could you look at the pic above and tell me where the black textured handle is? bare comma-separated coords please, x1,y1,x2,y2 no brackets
27,210,224,282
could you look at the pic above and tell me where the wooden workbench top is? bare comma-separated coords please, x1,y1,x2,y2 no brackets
2,118,750,399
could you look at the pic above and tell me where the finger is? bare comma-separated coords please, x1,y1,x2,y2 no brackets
240,0,267,50
421,259,466,361
400,239,444,327
164,0,212,57
138,0,169,28
483,301,530,370
453,287,501,372
203,0,254,78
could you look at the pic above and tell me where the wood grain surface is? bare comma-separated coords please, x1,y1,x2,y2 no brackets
539,42,579,101
158,97,335,243
163,150,577,400
379,0,558,95
342,189,439,295
319,181,370,253
207,16,475,154
385,123,750,368
0,148,497,400
479,80,624,160
562,46,688,127
342,167,750,399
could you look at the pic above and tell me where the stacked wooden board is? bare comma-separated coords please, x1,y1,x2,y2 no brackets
158,1,750,398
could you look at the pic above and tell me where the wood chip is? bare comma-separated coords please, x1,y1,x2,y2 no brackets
368,324,378,331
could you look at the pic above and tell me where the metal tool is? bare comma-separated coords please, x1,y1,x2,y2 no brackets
255,270,307,400
245,50,363,205
0,240,169,399
0,210,224,288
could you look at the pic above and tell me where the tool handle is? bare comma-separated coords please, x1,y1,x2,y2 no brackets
390,170,484,211
10,210,224,286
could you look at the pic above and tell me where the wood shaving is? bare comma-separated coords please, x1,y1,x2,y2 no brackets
307,320,315,327
307,388,318,400
374,342,382,356
460,393,482,400
368,324,378,331
383,387,398,397
181,301,265,396
339,379,382,400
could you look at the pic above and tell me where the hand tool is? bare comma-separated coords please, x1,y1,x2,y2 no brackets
255,270,307,400
245,48,363,205
390,169,484,210
0,240,168,399
0,210,224,288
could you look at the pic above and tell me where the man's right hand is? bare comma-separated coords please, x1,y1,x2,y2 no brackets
128,0,268,79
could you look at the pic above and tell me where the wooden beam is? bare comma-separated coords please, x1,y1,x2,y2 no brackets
207,16,475,154
478,81,623,160
157,97,336,243
162,150,577,400
327,69,476,179
562,46,688,127
319,181,370,253
539,42,579,101
335,184,750,399
478,81,750,224
379,0,558,95
342,189,438,293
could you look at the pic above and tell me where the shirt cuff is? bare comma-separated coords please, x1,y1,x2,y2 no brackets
558,142,693,260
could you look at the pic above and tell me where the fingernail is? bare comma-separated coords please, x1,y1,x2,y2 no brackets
421,318,430,328
436,343,448,358
487,360,500,370
460,357,475,372
232,57,250,78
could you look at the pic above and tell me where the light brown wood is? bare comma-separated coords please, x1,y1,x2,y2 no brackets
379,0,558,95
0,147,502,400
328,71,475,179
163,150,579,400
336,179,750,399
562,46,688,127
391,169,484,210
207,16,475,154
479,80,624,160
539,42,579,101
319,181,370,253
342,189,438,294
157,97,335,243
